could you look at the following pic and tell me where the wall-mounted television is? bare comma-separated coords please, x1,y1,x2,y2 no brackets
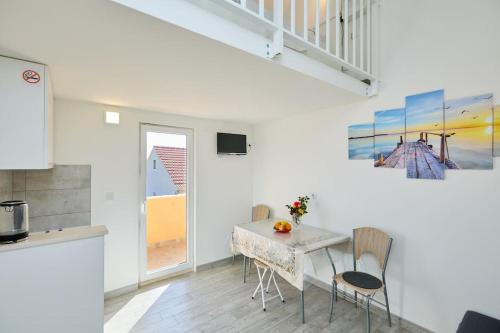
217,132,247,155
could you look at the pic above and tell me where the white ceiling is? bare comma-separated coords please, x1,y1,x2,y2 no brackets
0,0,362,124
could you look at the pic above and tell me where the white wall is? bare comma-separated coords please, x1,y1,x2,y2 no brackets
252,0,500,332
54,99,253,292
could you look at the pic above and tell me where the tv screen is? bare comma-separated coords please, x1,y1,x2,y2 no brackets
217,133,247,155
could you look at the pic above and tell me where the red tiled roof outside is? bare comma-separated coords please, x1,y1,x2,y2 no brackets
153,146,187,193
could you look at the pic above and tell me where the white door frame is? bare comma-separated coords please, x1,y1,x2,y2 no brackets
139,123,195,283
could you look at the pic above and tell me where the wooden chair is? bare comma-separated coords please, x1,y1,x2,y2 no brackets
252,204,270,222
329,227,393,333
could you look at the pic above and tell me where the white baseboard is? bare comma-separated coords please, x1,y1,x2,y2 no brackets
196,255,237,271
104,283,138,300
139,268,193,287
104,256,237,300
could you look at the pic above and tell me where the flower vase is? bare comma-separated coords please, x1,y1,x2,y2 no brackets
292,215,301,230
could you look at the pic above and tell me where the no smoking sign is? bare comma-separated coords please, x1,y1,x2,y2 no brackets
22,70,41,84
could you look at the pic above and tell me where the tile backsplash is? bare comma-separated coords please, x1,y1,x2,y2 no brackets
0,165,91,232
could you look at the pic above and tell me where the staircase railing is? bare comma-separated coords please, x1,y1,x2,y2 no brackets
227,0,376,82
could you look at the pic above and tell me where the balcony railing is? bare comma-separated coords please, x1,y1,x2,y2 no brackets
146,194,186,271
226,0,376,82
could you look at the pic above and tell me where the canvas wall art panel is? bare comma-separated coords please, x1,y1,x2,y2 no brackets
405,90,445,180
495,105,500,157
374,108,406,168
348,123,374,160
444,93,494,169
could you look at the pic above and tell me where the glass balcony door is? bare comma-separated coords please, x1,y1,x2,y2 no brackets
139,124,194,282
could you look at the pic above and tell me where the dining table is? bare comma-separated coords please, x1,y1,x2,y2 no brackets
232,218,350,323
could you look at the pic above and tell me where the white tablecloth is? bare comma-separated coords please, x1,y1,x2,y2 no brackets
233,218,349,290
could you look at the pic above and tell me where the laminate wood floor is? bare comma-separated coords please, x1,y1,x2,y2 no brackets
104,258,417,333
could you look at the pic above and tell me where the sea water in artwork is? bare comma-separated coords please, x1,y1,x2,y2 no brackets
405,89,445,180
348,123,374,160
445,93,494,169
374,108,405,168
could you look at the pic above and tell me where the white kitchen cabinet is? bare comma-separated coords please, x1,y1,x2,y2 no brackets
0,226,108,333
0,55,53,169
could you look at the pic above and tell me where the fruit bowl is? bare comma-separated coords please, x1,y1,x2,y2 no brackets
273,221,292,233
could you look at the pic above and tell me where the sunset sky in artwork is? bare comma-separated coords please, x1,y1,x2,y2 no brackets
444,94,494,169
445,93,494,146
374,108,405,135
446,93,493,129
405,89,444,134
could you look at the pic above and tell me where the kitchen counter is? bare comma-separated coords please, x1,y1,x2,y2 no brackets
0,225,108,253
0,224,107,333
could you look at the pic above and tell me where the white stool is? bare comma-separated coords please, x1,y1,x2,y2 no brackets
251,260,284,311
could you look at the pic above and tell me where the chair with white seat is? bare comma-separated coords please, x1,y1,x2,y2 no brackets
251,259,284,311
329,227,393,333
